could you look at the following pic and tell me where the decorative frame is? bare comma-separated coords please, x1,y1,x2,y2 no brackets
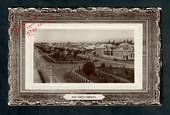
8,7,161,106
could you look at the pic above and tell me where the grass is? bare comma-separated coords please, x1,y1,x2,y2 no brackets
76,69,129,83
98,67,134,82
63,72,86,83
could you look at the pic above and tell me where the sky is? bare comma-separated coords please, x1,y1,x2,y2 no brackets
33,29,134,43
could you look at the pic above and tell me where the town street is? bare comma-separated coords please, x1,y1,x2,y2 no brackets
34,48,85,83
34,47,134,83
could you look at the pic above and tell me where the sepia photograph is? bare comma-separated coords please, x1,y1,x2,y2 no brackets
33,27,134,83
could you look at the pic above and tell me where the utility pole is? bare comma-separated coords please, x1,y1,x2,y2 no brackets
49,65,52,83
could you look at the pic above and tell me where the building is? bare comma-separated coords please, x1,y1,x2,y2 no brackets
111,42,134,60
94,42,134,60
104,44,116,56
94,45,105,56
111,48,134,60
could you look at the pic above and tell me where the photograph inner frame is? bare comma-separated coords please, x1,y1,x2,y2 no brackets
8,7,161,106
23,22,143,92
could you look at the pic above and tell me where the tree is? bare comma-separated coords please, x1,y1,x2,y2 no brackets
73,51,78,57
109,65,113,69
82,62,95,76
129,40,133,44
101,63,105,68
108,40,111,44
112,40,115,45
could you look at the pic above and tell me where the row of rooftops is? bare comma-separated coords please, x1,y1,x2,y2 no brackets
83,42,134,51
37,41,134,51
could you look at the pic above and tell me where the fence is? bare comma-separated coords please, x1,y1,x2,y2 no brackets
71,70,93,83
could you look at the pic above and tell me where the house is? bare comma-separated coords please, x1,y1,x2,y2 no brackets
104,44,116,55
110,42,134,60
97,42,134,61
94,45,105,56
111,48,134,60
83,45,95,55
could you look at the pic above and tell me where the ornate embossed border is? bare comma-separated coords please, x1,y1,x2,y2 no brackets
8,7,161,106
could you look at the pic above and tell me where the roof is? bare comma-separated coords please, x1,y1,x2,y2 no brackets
118,42,134,49
95,44,105,49
84,45,95,49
